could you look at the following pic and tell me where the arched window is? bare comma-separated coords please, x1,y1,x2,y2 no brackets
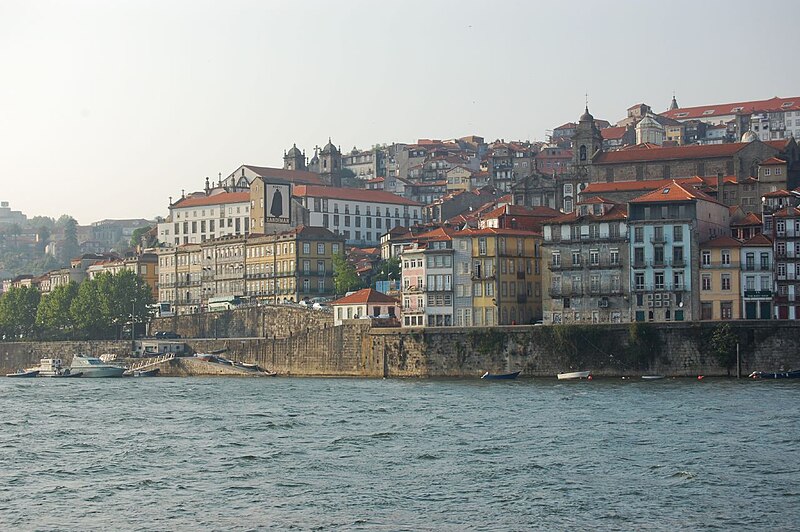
579,145,587,161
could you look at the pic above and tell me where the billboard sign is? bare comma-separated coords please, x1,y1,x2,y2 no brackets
264,182,291,225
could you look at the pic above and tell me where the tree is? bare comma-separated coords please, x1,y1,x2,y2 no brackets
0,286,41,340
333,253,362,295
129,225,156,249
36,282,79,340
371,257,401,288
59,216,80,265
70,279,110,339
710,323,738,374
36,225,51,254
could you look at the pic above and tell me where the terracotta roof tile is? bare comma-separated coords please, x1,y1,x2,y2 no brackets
761,157,787,165
293,185,422,206
629,181,720,204
243,165,325,185
702,235,742,248
172,192,250,208
332,288,398,306
742,233,772,247
594,142,755,165
661,96,800,121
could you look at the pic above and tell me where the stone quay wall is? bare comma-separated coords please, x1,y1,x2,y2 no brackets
0,341,131,374
3,321,799,378
150,305,331,339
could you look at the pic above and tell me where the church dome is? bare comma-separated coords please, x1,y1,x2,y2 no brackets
741,130,758,143
321,138,339,155
579,106,594,122
286,143,302,157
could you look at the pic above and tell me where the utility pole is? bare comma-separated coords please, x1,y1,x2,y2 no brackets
736,342,741,379
131,300,136,355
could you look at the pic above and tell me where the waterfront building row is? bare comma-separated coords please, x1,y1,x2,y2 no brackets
156,226,344,315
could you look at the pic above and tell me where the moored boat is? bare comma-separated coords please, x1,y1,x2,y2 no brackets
133,368,160,377
557,370,591,380
70,354,126,378
6,369,40,378
481,371,521,380
749,369,800,379
28,358,76,377
642,375,666,380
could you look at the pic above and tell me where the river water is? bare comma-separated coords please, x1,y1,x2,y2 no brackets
0,377,797,531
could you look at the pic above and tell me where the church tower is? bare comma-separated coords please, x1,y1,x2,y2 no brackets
318,138,342,187
283,143,306,171
572,106,603,170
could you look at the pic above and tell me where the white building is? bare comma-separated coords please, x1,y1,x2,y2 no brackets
293,185,423,247
157,191,251,245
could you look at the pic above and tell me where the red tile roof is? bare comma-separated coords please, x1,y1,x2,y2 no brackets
594,142,757,164
730,212,762,226
292,185,422,206
332,288,398,306
763,189,793,198
629,181,720,204
600,126,628,140
761,157,786,165
582,175,735,195
702,235,742,248
742,233,772,247
661,96,800,121
545,204,628,225
172,191,250,208
480,204,561,219
458,227,542,237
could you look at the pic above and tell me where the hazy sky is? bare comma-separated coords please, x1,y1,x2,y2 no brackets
2,0,799,224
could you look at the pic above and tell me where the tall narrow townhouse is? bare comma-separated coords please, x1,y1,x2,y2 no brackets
542,197,629,324
740,233,774,319
399,227,455,327
699,236,742,320
627,181,730,322
771,206,800,318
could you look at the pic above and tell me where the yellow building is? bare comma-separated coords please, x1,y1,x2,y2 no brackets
88,252,159,302
467,228,542,325
699,236,742,320
157,244,202,314
242,225,345,304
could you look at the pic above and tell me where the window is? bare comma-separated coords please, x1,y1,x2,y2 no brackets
552,251,561,267
635,273,645,290
702,251,711,266
610,249,619,265
634,227,644,243
654,271,664,290
303,242,310,254
702,274,711,291
721,273,731,291
590,250,599,266
317,243,325,255
721,250,730,266
673,226,683,242
572,251,581,266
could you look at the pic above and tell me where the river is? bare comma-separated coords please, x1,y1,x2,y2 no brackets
0,377,797,531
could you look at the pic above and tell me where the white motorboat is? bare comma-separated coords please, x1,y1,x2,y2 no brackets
27,358,79,377
642,375,666,380
557,370,591,380
70,355,125,378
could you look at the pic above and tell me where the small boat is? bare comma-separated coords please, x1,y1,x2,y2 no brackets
28,358,75,377
233,361,260,370
133,368,160,377
193,353,214,361
481,371,521,380
642,375,666,380
70,354,126,378
749,369,800,379
6,369,40,378
557,370,591,380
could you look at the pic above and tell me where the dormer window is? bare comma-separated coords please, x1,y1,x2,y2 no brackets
702,110,715,115
662,188,670,194
781,102,794,108
676,112,689,118
731,107,744,113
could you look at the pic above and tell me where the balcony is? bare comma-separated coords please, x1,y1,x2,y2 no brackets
700,261,736,268
588,287,624,296
548,262,564,271
588,260,624,269
633,283,686,292
743,263,772,271
405,285,425,293
632,259,647,269
651,234,666,243
516,271,526,280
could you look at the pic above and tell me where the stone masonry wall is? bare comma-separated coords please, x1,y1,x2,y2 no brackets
150,305,332,339
3,321,799,378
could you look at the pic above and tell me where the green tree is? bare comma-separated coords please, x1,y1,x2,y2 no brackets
333,253,362,295
70,279,110,339
36,282,79,340
371,257,401,288
36,225,51,254
59,216,80,265
710,322,738,374
0,286,41,340
129,225,156,249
